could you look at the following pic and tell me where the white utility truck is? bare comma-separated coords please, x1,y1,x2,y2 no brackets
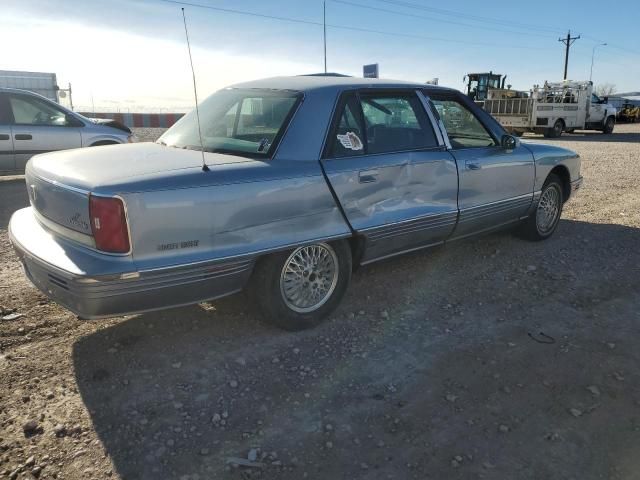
481,80,617,137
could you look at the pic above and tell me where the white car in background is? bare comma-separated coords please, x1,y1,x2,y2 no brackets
0,88,135,173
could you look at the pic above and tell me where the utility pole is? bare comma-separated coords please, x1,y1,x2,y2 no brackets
323,1,327,73
558,30,580,80
68,82,73,111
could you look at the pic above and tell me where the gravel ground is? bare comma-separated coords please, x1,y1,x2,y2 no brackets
1,124,639,480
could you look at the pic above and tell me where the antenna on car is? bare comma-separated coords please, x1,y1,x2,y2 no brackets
181,7,209,172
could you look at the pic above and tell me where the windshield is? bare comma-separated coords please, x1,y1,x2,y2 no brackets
159,88,301,158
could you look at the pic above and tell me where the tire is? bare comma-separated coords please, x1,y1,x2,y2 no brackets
543,120,563,138
90,141,119,147
249,241,352,331
602,116,615,134
516,174,563,241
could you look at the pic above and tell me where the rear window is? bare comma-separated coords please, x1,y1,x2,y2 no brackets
159,89,301,158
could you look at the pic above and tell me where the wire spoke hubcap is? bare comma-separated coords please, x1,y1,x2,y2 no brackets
536,186,560,234
280,243,339,313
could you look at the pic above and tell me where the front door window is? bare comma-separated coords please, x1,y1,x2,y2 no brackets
430,98,497,149
9,95,69,126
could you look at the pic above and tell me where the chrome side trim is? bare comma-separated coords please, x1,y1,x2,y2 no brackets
459,194,533,223
136,232,352,275
73,259,254,297
448,218,522,242
362,211,458,242
438,119,453,150
417,90,446,148
360,239,445,265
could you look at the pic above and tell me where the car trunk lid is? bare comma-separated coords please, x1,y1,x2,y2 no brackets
26,143,254,192
25,143,258,245
25,169,93,237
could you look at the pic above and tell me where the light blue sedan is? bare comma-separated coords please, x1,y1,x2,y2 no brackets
9,76,582,330
0,87,135,173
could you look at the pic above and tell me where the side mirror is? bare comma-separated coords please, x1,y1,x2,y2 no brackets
501,134,517,150
603,96,609,104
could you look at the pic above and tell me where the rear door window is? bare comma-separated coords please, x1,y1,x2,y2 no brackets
359,93,437,154
328,94,366,158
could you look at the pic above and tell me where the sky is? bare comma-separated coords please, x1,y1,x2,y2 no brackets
3,0,639,111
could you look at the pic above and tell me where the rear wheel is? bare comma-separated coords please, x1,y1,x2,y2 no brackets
602,116,615,134
250,241,352,331
516,174,563,241
543,120,563,138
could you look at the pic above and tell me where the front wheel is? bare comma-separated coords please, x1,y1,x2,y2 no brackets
249,241,352,331
602,116,615,134
516,174,563,241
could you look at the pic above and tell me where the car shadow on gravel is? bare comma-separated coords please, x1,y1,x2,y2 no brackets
72,219,640,480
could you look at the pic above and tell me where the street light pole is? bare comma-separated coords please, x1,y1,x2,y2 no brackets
590,43,607,82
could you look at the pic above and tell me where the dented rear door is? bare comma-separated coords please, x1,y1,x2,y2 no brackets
320,89,458,263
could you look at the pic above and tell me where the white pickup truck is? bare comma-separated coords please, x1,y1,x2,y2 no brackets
481,80,617,137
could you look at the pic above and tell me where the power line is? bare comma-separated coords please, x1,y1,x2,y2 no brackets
373,0,568,35
328,22,545,49
332,0,556,39
379,0,640,60
158,0,640,67
156,0,546,51
158,0,324,27
581,34,640,58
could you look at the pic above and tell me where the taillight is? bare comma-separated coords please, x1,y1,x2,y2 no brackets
89,195,130,254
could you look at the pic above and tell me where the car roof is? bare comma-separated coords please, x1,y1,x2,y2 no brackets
229,75,454,94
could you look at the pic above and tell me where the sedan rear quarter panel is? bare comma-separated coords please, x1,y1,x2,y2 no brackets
122,160,351,271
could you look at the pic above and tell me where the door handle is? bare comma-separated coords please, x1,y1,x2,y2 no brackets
0,134,9,140
15,134,33,140
466,162,481,170
358,169,379,183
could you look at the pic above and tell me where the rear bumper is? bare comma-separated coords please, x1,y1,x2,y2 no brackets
9,207,253,319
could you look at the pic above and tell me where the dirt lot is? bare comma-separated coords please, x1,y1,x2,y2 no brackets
1,125,639,480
